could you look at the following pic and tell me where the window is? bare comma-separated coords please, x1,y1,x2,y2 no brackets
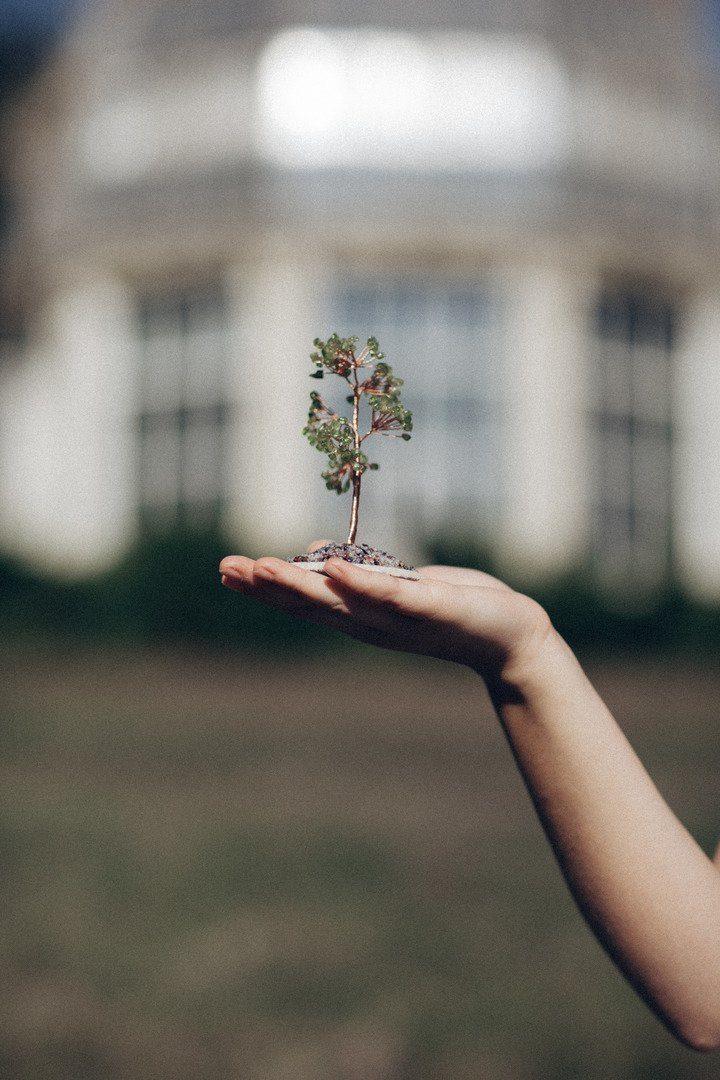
136,281,230,530
591,286,674,594
329,278,505,542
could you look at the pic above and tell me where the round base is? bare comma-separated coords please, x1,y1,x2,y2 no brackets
293,561,420,581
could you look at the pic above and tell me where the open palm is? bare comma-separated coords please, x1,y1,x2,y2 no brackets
220,541,551,680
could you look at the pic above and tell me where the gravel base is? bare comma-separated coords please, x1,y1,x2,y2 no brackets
289,542,420,580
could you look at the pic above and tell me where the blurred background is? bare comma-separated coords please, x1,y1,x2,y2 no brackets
1,1,720,1076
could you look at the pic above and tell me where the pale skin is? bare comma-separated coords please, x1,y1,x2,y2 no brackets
219,543,720,1051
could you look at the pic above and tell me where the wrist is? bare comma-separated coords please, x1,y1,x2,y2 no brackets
474,616,575,704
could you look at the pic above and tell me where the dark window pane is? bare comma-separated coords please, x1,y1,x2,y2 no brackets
135,280,229,530
591,284,674,593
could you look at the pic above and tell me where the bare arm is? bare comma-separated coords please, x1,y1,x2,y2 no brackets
220,547,720,1049
489,632,720,1050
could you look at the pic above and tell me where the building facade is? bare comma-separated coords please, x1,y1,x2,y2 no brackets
2,0,720,600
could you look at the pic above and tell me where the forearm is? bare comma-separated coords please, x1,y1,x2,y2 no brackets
485,630,720,1050
220,547,720,1045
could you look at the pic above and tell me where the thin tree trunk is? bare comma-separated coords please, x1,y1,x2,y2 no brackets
347,371,361,544
347,473,361,544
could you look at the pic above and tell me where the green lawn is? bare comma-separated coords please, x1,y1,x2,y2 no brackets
1,644,718,1079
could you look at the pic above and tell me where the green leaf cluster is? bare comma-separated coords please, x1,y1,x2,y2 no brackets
363,361,412,438
303,391,355,494
367,393,413,439
303,332,413,493
309,334,360,379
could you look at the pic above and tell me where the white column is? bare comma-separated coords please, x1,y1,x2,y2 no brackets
497,261,596,581
224,238,327,556
673,287,720,600
0,268,137,573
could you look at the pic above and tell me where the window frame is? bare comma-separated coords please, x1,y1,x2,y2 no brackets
327,274,506,543
135,278,231,532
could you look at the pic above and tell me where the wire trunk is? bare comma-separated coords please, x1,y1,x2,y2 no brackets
347,474,361,544
347,374,362,544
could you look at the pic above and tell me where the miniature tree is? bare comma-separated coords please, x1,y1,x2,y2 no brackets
303,334,412,545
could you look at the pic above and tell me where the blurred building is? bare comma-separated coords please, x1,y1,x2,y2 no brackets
2,0,720,600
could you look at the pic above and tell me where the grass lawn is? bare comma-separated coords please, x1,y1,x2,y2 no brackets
1,643,718,1079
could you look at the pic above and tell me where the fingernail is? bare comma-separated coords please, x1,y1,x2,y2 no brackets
221,573,244,588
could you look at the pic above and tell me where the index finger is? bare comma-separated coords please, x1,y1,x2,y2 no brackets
322,556,455,622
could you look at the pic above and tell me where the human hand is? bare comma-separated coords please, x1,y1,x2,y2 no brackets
219,541,554,683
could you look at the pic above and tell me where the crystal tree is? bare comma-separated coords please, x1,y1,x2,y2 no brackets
303,334,413,545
